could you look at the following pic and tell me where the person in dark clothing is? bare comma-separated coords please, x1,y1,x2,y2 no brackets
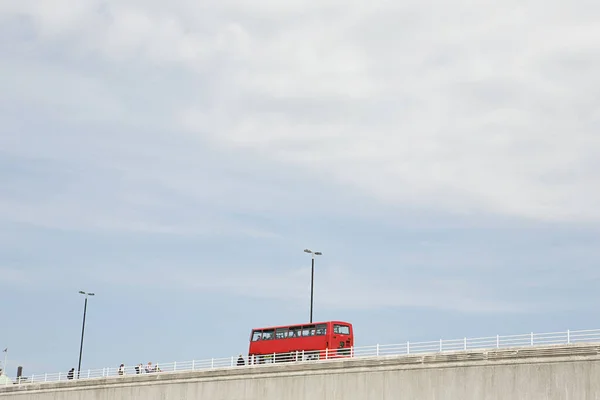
67,368,74,380
237,355,245,366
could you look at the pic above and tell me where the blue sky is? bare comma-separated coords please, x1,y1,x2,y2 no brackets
2,0,600,377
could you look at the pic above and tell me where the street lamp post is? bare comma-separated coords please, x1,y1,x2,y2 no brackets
1,348,7,376
77,291,94,378
304,249,322,323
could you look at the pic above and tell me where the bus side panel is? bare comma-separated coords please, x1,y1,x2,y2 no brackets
249,336,328,357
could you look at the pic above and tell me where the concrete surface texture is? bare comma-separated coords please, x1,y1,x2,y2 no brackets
1,344,600,400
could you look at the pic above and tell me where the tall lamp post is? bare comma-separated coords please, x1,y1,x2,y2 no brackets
77,291,94,378
1,348,7,376
304,249,322,323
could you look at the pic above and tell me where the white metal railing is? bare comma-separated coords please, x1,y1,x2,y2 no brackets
3,328,600,386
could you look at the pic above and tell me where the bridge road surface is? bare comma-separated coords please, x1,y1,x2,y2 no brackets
1,343,600,399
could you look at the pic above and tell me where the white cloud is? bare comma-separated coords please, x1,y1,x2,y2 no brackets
82,262,537,314
1,0,600,229
0,267,33,287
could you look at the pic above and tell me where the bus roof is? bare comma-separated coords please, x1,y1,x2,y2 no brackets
251,321,352,331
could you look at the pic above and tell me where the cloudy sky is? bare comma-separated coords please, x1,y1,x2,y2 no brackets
1,0,600,377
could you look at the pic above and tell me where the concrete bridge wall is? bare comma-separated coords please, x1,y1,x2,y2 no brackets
1,344,600,400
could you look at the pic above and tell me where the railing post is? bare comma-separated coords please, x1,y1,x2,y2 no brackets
173,361,177,372
496,335,500,348
31,374,34,383
531,332,534,346
376,344,380,356
192,360,195,371
58,372,61,381
350,346,354,357
45,373,47,382
211,358,214,368
439,339,443,352
87,370,90,378
407,341,410,354
302,350,305,361
325,348,329,360
231,356,234,367
567,330,571,344
464,337,467,350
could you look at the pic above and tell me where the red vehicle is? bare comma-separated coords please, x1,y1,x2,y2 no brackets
248,321,354,364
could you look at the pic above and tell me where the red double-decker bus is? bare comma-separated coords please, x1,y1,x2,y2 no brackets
248,321,354,364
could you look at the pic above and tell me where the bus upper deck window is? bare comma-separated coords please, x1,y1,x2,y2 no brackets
252,331,262,341
302,325,316,336
316,324,327,335
334,324,350,335
275,328,287,339
289,327,302,337
262,330,274,340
